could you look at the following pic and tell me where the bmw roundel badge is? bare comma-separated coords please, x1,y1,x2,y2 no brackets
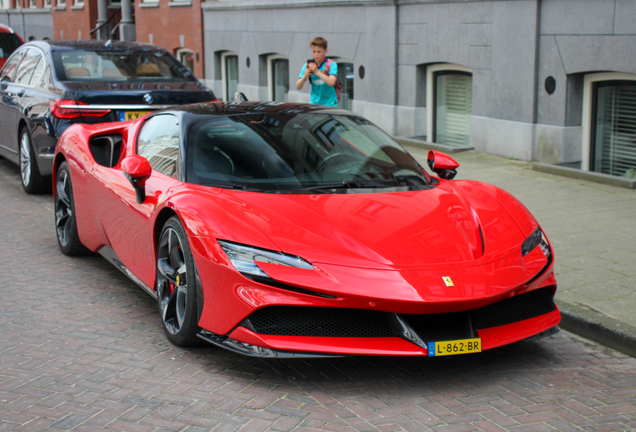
143,93,153,104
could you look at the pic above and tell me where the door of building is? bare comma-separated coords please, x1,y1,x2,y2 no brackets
434,71,472,147
591,80,636,177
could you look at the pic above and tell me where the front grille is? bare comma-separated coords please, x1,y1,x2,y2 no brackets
241,287,556,338
242,307,396,337
470,287,556,330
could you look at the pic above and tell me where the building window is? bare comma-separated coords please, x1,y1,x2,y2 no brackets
0,0,11,9
29,0,36,7
176,48,194,74
221,52,238,102
333,59,354,111
58,0,65,6
582,73,636,176
44,0,50,6
427,64,473,147
589,80,636,177
268,55,289,102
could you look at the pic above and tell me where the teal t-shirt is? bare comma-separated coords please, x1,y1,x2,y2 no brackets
299,60,338,107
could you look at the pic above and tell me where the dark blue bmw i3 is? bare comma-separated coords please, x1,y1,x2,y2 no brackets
0,39,217,194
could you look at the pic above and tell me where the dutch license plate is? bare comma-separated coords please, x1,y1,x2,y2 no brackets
428,338,481,356
120,111,151,121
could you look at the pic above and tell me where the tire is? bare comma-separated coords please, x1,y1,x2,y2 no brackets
156,216,202,347
55,161,90,256
19,126,47,194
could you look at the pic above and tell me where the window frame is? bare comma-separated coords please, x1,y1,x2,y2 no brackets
426,63,473,144
330,57,354,111
581,72,636,171
267,54,289,103
176,48,194,74
221,51,238,102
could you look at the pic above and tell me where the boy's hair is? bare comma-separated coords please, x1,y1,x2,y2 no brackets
310,37,328,50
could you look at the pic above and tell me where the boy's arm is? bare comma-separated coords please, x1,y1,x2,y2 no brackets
314,68,337,87
296,63,310,90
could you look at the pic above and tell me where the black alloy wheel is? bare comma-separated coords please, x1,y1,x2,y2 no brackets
55,161,89,256
19,127,47,194
156,216,201,346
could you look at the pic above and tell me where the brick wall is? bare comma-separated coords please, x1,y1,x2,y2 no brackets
134,0,204,79
51,0,98,40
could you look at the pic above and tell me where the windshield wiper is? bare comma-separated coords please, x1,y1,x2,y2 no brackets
293,180,388,191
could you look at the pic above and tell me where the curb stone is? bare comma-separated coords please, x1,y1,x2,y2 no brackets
556,299,636,358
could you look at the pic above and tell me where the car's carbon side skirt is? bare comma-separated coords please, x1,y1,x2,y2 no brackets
98,246,157,300
196,330,345,358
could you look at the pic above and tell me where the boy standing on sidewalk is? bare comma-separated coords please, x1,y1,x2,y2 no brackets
296,37,338,107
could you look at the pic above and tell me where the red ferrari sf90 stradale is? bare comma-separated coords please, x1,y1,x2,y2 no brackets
53,102,560,358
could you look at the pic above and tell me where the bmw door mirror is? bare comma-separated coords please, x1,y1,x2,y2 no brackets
233,92,248,102
427,150,459,180
122,155,152,204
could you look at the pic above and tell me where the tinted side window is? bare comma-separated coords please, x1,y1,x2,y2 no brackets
0,49,26,82
0,33,23,59
137,114,180,178
15,48,43,86
29,54,45,86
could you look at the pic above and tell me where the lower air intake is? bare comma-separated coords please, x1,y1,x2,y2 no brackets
242,307,396,337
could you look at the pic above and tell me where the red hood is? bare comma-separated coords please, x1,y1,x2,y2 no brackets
219,181,527,270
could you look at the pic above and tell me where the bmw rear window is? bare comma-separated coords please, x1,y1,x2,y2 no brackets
52,48,196,82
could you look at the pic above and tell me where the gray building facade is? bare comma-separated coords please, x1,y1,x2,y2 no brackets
203,0,636,176
1,8,53,41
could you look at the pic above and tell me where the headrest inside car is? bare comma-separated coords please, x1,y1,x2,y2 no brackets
103,67,126,78
66,67,91,77
136,63,161,76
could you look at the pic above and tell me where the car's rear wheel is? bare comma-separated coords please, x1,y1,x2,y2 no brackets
156,216,201,347
19,127,47,194
55,161,89,256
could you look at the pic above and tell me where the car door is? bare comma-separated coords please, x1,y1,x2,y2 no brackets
20,48,58,176
92,114,181,288
0,48,25,161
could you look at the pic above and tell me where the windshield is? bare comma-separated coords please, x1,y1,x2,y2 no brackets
186,113,432,192
52,48,195,82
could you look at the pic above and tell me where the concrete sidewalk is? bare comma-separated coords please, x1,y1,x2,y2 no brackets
403,142,636,357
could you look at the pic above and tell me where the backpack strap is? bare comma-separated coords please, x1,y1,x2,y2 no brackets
325,58,332,75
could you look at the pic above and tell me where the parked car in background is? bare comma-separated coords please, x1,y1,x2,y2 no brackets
0,24,23,69
0,39,217,194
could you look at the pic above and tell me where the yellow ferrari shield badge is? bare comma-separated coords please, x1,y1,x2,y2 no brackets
442,277,454,287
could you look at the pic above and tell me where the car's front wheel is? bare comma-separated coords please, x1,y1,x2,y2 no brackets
156,216,201,347
19,127,47,194
55,161,89,256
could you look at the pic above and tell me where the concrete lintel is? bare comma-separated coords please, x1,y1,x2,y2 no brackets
201,0,390,12
532,163,636,189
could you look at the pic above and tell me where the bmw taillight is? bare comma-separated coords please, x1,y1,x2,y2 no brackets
49,99,111,119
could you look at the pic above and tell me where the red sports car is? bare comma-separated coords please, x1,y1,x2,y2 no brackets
53,102,560,358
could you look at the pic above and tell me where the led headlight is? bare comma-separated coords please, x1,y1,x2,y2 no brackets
521,226,551,258
218,240,313,278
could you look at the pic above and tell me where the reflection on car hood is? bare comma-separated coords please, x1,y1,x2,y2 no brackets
219,180,527,270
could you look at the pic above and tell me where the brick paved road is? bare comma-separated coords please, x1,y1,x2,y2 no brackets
1,157,636,432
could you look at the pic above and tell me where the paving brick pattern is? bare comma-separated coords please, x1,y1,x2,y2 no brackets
1,158,636,431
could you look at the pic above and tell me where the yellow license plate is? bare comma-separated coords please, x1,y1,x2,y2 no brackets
120,111,151,121
428,338,481,356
